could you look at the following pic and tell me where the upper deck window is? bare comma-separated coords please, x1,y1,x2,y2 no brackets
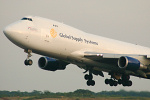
21,17,32,21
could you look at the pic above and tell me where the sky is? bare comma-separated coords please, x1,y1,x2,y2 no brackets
0,0,150,92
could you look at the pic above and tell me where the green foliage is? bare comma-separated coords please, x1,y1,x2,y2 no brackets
0,89,150,99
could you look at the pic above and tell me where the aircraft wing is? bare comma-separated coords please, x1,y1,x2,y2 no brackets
84,51,149,60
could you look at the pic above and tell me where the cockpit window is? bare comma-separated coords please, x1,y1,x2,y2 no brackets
21,17,32,21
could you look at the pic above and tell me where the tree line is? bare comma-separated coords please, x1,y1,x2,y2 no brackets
0,89,150,98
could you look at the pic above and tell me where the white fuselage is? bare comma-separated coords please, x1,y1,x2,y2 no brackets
3,16,150,73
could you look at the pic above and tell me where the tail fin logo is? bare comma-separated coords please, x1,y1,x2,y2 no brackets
50,28,57,38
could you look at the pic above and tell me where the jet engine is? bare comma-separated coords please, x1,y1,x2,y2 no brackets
118,56,141,71
38,57,68,71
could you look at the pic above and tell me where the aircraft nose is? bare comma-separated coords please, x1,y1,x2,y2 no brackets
3,24,19,40
3,25,12,37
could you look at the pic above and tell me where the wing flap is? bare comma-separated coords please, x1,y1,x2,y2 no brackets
84,52,147,60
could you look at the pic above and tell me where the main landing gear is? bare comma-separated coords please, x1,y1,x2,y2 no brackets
105,74,132,87
24,49,33,66
84,74,95,86
84,69,95,86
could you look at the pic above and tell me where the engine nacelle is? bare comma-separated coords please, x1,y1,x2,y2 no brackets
118,56,140,71
38,57,68,71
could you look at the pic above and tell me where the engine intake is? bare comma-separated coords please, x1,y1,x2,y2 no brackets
38,57,68,71
118,56,140,71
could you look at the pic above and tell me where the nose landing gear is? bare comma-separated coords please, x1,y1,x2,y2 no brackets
24,49,33,66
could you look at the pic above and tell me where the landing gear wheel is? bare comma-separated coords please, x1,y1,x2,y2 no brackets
87,80,91,86
91,80,95,86
121,75,132,87
84,70,95,86
109,79,114,86
122,80,132,86
113,81,118,86
118,79,122,84
122,81,127,86
24,59,33,66
28,59,33,65
105,74,132,87
24,49,33,66
105,79,118,86
84,74,89,80
128,80,132,86
24,60,28,65
84,74,93,80
105,79,109,84
87,80,95,86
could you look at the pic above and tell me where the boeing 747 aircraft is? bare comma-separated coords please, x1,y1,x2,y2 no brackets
3,16,150,87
